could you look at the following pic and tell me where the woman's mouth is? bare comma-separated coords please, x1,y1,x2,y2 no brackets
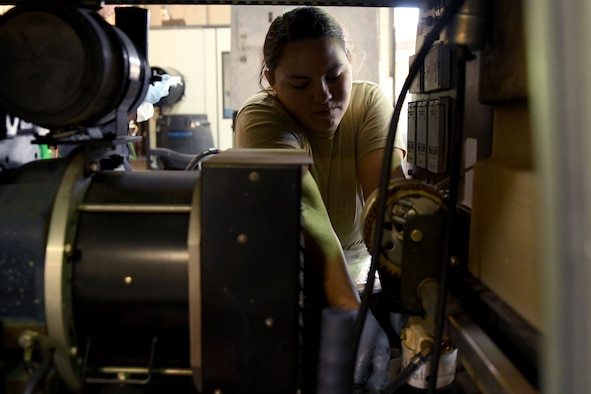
315,107,338,116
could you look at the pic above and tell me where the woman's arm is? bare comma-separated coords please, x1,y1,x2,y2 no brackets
355,83,407,200
358,147,406,201
300,171,360,310
235,98,360,309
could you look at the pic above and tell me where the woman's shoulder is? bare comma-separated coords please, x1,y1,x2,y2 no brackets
238,90,300,126
351,80,384,99
235,90,307,149
352,80,381,89
239,89,278,110
346,81,390,114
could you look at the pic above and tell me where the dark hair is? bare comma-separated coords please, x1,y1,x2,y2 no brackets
259,7,348,88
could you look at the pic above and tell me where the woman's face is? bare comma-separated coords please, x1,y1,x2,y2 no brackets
268,37,352,134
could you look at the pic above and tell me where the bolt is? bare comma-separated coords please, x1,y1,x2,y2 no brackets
410,229,423,242
88,161,100,173
440,337,453,352
265,318,274,327
249,171,260,182
124,276,133,285
63,243,73,257
237,234,248,244
18,330,38,349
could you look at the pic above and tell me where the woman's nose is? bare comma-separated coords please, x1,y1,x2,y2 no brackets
313,80,332,103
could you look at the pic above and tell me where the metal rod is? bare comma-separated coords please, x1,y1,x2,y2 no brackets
77,203,191,213
88,367,192,376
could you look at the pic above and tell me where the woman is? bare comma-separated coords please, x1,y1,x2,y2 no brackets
234,6,406,391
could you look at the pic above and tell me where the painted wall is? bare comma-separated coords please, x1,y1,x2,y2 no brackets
148,26,233,150
142,4,231,27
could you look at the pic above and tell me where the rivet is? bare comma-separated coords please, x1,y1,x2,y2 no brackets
449,256,459,266
249,171,260,182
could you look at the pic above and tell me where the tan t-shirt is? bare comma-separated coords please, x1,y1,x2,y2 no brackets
235,81,405,256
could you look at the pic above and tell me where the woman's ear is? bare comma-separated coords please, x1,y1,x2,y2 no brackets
346,48,354,63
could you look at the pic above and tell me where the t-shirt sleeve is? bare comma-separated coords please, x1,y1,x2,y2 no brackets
234,94,303,150
354,82,407,159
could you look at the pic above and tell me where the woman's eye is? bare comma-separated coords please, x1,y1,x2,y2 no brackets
327,74,342,82
291,84,308,90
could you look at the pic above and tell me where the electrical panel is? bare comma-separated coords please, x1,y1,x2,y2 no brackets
407,36,455,180
407,98,450,175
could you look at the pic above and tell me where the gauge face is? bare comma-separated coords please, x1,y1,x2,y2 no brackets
362,179,447,277
0,3,148,130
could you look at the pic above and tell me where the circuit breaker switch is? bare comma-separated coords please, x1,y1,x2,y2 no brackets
427,97,450,174
416,100,428,169
407,101,417,165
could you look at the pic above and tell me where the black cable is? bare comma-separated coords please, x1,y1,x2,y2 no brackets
426,45,472,394
350,0,467,390
22,347,55,394
184,147,220,171
382,341,433,393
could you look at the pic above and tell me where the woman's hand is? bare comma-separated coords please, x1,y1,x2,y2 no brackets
317,307,391,393
354,310,391,392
